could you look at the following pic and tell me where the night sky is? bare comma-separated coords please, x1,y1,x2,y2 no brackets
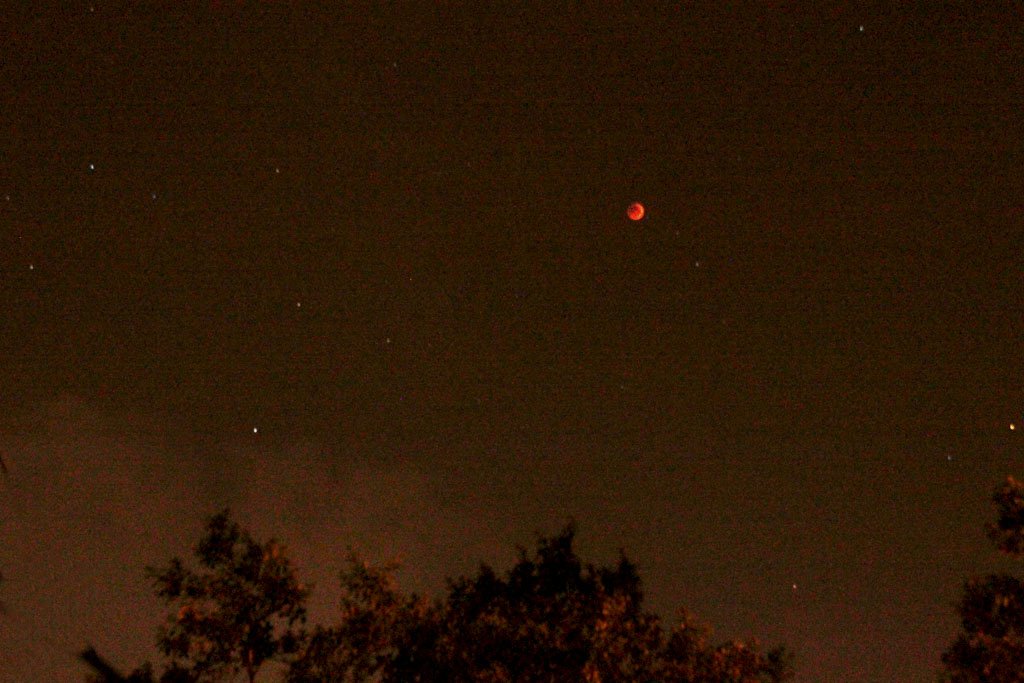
2,3,1023,681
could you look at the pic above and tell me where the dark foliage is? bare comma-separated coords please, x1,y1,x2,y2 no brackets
144,509,308,683
290,523,793,683
104,516,792,682
942,476,1024,682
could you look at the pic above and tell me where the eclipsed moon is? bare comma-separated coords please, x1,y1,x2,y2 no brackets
627,202,645,221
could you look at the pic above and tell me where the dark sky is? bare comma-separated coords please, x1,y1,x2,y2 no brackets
2,3,1023,681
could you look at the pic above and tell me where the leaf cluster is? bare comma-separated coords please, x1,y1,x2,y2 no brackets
147,510,308,683
116,515,792,683
942,476,1024,682
289,524,793,683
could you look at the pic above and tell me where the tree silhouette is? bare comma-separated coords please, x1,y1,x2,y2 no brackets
101,514,792,682
146,509,309,683
942,476,1024,682
287,553,433,683
290,523,793,682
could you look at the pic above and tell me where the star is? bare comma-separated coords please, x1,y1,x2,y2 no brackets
252,427,258,433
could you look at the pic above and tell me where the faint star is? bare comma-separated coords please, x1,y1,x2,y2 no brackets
253,427,258,433
275,167,280,174
296,302,301,308
151,192,157,199
88,163,95,171
28,264,34,270
1011,423,1016,431
859,25,864,32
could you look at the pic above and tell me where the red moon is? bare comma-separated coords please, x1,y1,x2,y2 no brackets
627,202,645,221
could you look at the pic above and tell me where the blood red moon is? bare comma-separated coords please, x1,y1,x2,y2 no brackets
627,202,645,221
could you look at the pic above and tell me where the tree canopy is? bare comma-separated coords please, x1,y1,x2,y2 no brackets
145,509,309,683
942,476,1024,682
106,515,792,682
289,523,793,683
